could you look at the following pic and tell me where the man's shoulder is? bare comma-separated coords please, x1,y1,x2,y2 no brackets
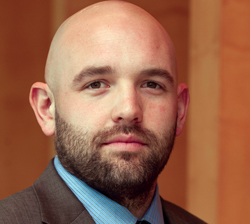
0,186,41,223
161,198,207,224
0,159,88,224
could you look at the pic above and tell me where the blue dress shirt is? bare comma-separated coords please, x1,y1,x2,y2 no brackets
54,156,164,224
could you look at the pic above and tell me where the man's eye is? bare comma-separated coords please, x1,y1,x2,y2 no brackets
142,82,161,89
88,81,107,89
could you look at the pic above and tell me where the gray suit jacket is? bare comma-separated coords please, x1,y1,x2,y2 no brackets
0,159,206,224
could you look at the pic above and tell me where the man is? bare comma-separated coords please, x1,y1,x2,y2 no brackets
0,1,206,223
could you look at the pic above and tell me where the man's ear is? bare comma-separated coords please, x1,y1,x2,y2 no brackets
176,83,190,136
29,82,55,136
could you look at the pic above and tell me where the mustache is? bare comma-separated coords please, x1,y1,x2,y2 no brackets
92,124,158,146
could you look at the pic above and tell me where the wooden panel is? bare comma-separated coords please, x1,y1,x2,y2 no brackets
0,1,51,199
187,0,220,223
218,0,250,223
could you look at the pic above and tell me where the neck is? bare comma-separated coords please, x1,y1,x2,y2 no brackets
115,182,157,218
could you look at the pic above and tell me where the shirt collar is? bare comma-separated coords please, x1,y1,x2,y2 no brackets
54,156,164,224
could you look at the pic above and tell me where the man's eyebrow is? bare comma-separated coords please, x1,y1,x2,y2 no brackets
140,68,174,86
72,66,114,87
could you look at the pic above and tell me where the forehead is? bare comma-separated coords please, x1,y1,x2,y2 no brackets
53,14,176,87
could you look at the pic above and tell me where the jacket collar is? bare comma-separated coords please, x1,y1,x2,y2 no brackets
32,159,95,224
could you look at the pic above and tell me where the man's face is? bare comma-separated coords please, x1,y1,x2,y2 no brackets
52,16,179,200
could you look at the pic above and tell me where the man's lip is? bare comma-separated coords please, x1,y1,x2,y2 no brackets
103,135,147,145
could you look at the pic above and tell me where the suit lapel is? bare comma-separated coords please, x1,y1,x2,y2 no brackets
33,159,96,224
161,197,206,224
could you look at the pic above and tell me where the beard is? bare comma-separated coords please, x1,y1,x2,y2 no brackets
54,110,176,207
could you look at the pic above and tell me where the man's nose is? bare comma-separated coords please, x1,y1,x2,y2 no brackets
111,87,143,124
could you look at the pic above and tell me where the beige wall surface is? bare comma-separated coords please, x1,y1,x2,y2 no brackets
188,0,250,223
218,0,250,223
188,0,220,222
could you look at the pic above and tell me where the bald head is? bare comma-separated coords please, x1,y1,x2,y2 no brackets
45,1,177,94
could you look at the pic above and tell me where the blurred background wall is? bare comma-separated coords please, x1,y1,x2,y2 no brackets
0,0,249,223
